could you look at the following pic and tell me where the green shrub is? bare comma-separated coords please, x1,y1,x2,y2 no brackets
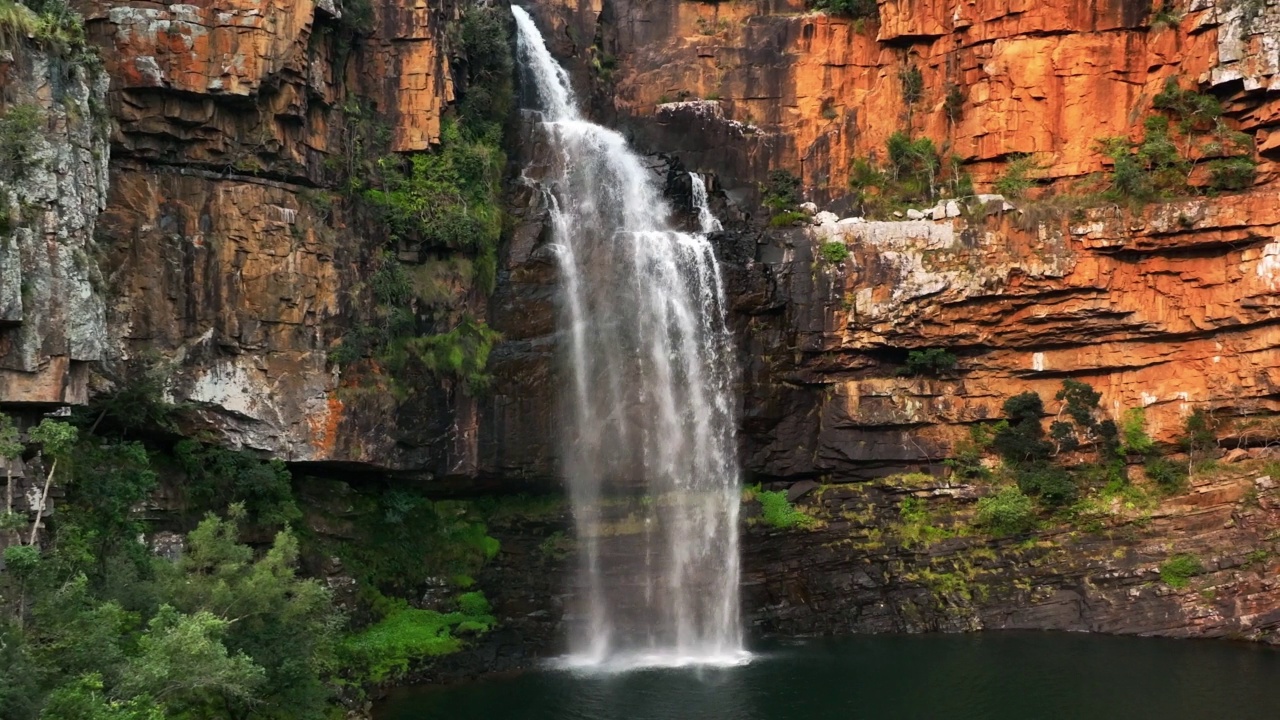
382,315,501,392
338,0,374,32
899,64,924,106
974,487,1037,535
457,590,491,617
1180,409,1217,462
810,0,878,19
887,131,939,187
945,423,996,480
992,392,1052,465
3,543,39,579
0,104,44,183
1098,76,1256,202
1207,157,1256,191
1152,77,1222,133
769,209,809,227
819,241,850,264
762,169,802,212
1120,407,1155,456
334,493,501,596
1144,456,1187,492
338,595,494,683
754,487,816,529
1050,420,1079,453
1159,553,1203,589
1016,462,1077,507
1150,1,1182,28
895,496,955,547
458,4,514,140
993,153,1043,198
944,83,965,122
172,440,299,527
902,348,956,376
849,132,959,216
0,0,87,54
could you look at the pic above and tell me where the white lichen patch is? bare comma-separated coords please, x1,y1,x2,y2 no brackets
1256,240,1280,288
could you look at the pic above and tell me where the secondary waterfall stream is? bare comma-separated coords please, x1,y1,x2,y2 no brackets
512,6,746,668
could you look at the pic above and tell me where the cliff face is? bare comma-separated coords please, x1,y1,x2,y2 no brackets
465,0,1280,650
503,0,1280,479
6,0,1280,660
14,0,494,474
526,0,1278,198
0,37,110,405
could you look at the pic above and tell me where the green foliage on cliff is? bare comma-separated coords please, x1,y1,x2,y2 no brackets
1143,456,1187,492
172,440,300,528
337,0,374,33
993,154,1044,199
380,315,501,393
809,0,878,20
1159,553,1203,589
992,392,1051,465
1098,76,1255,202
328,490,501,598
332,4,512,395
0,0,88,55
1120,408,1155,456
1206,156,1257,191
819,240,850,264
974,487,1037,535
762,169,805,226
848,132,972,217
361,120,504,260
991,391,1080,507
902,348,957,376
1180,409,1218,464
896,497,956,547
899,64,924,106
1,487,343,719
945,423,996,480
0,104,43,184
746,485,816,530
339,592,494,684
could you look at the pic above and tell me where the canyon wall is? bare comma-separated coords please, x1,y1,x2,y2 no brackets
5,0,1280,662
2,0,505,481
501,0,1280,482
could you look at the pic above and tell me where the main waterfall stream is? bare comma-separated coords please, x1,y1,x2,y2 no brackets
512,6,746,668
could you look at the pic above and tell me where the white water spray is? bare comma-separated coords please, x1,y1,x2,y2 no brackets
513,6,746,669
690,173,724,234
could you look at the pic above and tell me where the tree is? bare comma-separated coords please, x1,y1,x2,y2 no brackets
1056,379,1102,429
0,622,40,720
26,419,77,546
0,413,21,540
1180,409,1217,470
118,606,265,715
39,673,163,720
162,509,339,718
992,392,1052,465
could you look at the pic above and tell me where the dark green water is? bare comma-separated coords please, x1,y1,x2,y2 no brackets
376,633,1280,720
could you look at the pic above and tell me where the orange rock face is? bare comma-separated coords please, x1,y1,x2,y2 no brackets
528,0,1277,198
734,191,1280,478
62,0,480,469
511,0,1280,476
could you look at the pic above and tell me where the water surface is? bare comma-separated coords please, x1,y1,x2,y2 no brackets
377,633,1280,720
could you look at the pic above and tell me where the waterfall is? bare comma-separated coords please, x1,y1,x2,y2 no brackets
690,173,724,234
513,6,747,669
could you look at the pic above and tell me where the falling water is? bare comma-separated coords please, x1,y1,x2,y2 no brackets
690,173,724,234
513,6,746,669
